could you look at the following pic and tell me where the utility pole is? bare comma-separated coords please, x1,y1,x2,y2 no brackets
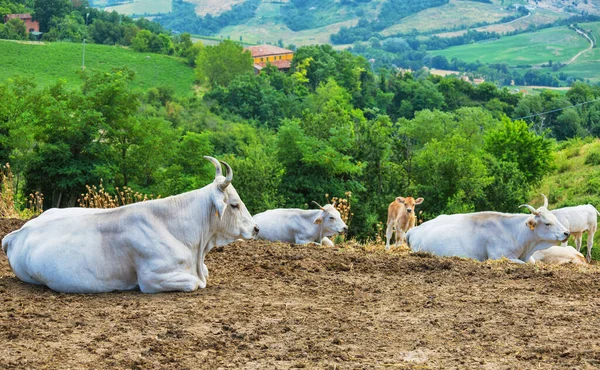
82,13,89,71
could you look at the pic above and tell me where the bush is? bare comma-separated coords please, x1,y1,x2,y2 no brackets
584,151,600,166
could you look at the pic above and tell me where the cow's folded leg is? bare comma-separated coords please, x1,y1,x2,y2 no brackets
139,272,202,293
508,258,526,264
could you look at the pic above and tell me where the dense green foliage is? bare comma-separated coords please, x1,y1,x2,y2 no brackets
3,41,585,243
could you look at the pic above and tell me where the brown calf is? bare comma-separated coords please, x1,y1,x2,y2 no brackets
385,196,424,250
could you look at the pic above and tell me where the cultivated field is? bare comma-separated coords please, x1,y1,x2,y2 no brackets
0,40,195,97
381,0,512,36
104,0,171,16
432,26,589,66
434,7,566,38
2,219,600,368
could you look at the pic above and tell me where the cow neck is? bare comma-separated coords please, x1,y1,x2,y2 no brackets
145,186,216,253
511,214,539,255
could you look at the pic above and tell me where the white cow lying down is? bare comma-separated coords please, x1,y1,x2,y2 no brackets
253,202,348,246
2,157,258,293
528,246,587,265
407,197,570,263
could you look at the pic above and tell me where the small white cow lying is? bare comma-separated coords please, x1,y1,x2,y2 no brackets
528,245,587,265
2,157,258,293
551,204,599,262
253,202,348,246
407,196,570,263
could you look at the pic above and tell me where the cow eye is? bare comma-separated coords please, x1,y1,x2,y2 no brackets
329,216,334,220
545,223,551,226
231,204,239,209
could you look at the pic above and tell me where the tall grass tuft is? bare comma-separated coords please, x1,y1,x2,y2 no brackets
0,163,44,219
78,181,160,209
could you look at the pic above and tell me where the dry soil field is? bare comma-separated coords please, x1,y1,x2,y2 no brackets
1,218,600,369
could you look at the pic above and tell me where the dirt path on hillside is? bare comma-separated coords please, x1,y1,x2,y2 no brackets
566,25,594,65
1,218,600,369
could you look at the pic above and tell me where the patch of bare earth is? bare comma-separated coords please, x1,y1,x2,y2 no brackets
1,219,600,368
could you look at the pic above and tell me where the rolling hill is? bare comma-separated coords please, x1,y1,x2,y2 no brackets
535,138,600,260
0,40,195,96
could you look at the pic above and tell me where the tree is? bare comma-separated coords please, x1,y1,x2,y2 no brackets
484,118,553,186
195,40,253,87
0,18,27,40
33,0,73,32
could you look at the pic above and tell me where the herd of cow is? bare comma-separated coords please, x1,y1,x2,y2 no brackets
1,157,596,294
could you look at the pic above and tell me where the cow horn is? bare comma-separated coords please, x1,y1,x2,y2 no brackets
204,156,222,178
312,201,324,210
519,204,539,215
218,160,233,191
541,193,548,208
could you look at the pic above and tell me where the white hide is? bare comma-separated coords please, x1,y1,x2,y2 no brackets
528,245,587,265
253,204,347,245
406,206,570,263
2,157,257,293
551,205,599,262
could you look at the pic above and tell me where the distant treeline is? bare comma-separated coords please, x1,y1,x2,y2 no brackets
155,0,260,35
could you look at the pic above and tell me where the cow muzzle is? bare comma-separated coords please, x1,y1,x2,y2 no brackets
253,225,260,237
561,231,570,243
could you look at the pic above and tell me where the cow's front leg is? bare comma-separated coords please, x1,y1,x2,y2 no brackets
385,221,394,250
139,271,203,293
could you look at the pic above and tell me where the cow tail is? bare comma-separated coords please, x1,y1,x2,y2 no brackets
595,205,600,217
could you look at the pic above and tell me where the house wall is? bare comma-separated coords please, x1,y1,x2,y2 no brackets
253,53,293,64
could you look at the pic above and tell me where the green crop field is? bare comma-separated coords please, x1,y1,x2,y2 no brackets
0,40,195,96
432,26,589,66
104,0,171,16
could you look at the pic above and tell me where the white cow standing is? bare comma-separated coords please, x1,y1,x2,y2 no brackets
253,202,348,246
551,204,599,262
406,196,570,263
2,157,258,293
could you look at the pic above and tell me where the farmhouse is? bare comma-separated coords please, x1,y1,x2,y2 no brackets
245,45,294,73
3,14,39,33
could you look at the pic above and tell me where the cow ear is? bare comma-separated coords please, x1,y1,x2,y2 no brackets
212,193,227,220
527,217,537,231
313,212,324,224
415,197,424,205
396,197,405,204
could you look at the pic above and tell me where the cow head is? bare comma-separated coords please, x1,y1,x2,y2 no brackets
519,194,570,243
396,196,424,214
204,156,259,244
312,201,348,237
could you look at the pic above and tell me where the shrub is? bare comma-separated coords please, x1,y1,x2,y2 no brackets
584,151,600,166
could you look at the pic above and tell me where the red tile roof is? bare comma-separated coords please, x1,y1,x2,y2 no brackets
4,14,33,20
246,45,294,58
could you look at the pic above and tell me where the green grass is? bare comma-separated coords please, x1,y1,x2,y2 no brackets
432,26,589,66
104,0,171,16
0,40,195,97
535,138,600,261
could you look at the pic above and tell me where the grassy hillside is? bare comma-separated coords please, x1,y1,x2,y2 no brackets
432,25,590,66
0,40,195,97
381,0,513,36
535,138,600,260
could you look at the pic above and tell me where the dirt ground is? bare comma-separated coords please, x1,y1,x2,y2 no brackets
1,219,600,369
